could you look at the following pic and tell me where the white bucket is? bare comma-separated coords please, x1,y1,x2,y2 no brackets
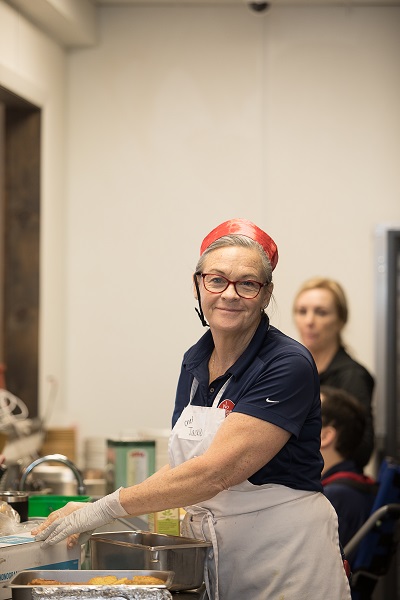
138,428,171,471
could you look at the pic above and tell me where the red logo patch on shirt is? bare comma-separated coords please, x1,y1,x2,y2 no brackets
218,399,235,416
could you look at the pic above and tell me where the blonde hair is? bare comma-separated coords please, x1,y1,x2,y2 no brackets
293,277,348,345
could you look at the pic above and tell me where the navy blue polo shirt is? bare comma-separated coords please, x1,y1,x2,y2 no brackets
322,460,376,547
172,315,323,492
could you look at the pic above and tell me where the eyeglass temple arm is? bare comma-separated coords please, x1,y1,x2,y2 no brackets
193,274,209,328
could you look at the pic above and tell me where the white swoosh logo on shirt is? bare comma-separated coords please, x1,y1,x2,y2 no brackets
265,398,279,403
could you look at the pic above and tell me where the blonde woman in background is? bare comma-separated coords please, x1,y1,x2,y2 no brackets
293,277,375,469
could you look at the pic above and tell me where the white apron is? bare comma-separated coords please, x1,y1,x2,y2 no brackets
169,378,351,600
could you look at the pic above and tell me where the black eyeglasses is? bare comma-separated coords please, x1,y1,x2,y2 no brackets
201,273,267,299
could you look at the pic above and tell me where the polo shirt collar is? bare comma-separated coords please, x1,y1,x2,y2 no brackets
183,314,270,380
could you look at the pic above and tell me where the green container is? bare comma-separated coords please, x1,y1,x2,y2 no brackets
28,495,91,517
107,439,156,492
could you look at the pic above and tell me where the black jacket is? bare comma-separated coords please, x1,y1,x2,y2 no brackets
320,347,375,468
322,460,377,548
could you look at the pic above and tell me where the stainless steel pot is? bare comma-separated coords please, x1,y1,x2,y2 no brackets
90,530,212,592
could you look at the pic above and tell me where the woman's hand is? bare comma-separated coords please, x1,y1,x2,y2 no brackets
31,488,128,548
31,501,87,535
31,501,88,548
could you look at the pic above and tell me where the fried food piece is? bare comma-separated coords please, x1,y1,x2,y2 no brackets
29,579,62,586
29,579,81,586
87,576,119,585
28,574,165,586
130,576,165,585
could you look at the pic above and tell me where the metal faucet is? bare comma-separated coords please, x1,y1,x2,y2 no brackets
19,453,86,495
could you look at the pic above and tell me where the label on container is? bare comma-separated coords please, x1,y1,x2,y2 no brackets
127,450,148,486
107,440,156,489
148,508,181,536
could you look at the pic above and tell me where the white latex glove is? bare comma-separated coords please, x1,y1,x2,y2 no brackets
34,488,128,548
31,501,88,548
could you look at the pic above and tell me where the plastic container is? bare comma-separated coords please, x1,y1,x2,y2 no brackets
106,440,155,491
138,428,171,471
28,494,91,517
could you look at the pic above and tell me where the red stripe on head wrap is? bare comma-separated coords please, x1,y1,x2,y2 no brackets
200,218,278,270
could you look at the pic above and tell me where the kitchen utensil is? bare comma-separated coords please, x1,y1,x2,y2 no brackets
90,530,212,592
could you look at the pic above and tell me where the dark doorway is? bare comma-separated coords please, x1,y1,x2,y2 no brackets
0,85,40,418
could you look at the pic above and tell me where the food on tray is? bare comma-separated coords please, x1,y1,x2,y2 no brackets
87,576,127,585
30,580,63,586
131,576,165,585
28,575,165,586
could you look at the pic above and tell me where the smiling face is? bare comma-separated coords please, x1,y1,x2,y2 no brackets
293,288,344,355
197,245,272,337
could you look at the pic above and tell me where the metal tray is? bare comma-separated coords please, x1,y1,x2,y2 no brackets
8,570,175,600
90,531,212,592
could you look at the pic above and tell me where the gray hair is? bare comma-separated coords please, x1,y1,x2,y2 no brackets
195,235,273,283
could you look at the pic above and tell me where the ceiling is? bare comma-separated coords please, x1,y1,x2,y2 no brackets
94,0,399,5
5,0,399,51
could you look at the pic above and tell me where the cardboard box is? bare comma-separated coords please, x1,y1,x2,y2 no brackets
0,531,80,600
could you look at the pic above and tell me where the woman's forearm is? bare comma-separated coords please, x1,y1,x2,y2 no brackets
119,455,223,516
119,414,290,517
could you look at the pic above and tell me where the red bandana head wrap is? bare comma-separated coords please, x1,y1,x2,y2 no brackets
200,218,278,270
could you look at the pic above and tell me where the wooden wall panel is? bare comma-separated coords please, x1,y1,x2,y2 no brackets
0,103,5,366
3,107,40,417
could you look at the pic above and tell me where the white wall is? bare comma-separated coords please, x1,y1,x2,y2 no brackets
264,6,400,344
1,2,400,467
65,6,270,460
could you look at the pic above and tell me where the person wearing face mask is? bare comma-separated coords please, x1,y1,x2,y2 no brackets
293,277,375,469
32,220,351,600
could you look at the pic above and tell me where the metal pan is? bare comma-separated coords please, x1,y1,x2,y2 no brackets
8,570,175,600
90,531,211,591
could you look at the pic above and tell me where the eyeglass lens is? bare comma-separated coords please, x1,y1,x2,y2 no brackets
202,274,262,299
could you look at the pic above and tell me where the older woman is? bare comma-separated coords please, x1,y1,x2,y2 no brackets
33,219,350,600
293,277,375,468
